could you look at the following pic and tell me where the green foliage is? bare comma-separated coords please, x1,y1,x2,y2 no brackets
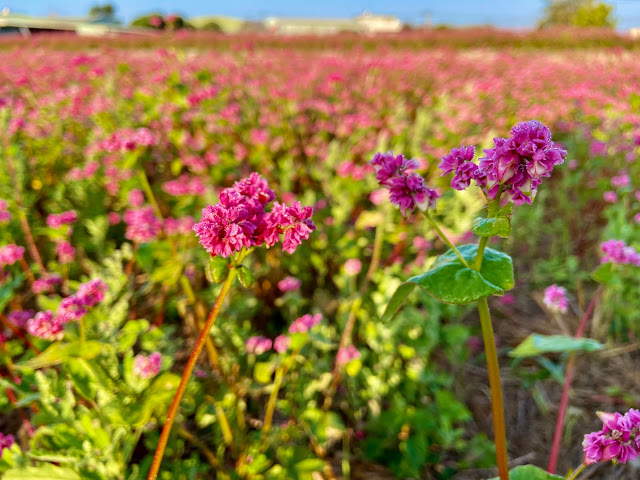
488,464,564,479
510,334,604,358
538,0,616,28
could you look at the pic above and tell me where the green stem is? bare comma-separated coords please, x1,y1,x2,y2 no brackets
422,211,470,269
146,267,237,480
566,463,586,480
477,297,509,480
475,236,489,271
79,316,86,345
138,169,163,221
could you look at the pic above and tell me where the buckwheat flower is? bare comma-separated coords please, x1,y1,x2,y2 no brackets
57,296,87,323
164,216,195,236
612,173,630,188
245,335,272,354
344,258,362,276
369,188,387,206
76,279,107,308
133,352,162,379
32,275,62,295
278,276,301,293
0,432,14,457
337,345,361,366
289,313,322,334
543,284,568,313
601,239,640,266
232,172,276,206
8,310,34,328
603,191,618,203
0,244,24,267
56,241,75,264
27,311,64,340
108,212,121,225
128,189,145,208
635,213,640,224
193,202,257,258
261,201,316,254
583,410,640,465
46,210,77,228
274,334,291,353
476,121,566,206
439,145,479,190
0,200,10,223
123,206,162,244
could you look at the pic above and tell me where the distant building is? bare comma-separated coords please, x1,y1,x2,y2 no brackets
0,10,152,36
264,12,403,35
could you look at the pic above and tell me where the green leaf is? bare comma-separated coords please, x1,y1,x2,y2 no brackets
205,256,228,284
65,358,98,401
19,341,103,369
301,408,345,446
381,282,417,321
4,464,82,480
591,262,614,284
472,217,511,238
254,361,276,384
407,244,513,305
237,265,255,288
487,464,564,480
510,334,604,358
0,275,24,313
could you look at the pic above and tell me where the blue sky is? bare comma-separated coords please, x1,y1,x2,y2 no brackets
5,0,640,30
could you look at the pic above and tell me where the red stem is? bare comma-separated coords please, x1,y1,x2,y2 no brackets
547,286,602,474
146,267,236,480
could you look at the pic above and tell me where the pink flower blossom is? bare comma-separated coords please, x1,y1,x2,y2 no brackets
245,335,272,354
337,345,361,366
583,409,640,465
133,352,162,378
543,284,568,313
274,334,291,353
278,276,301,293
76,279,107,308
439,145,478,190
128,189,145,207
0,432,14,457
32,275,62,294
108,212,121,225
46,210,77,228
0,244,24,266
289,313,322,334
123,206,162,243
611,173,630,188
600,239,640,266
27,311,64,340
8,310,34,328
344,258,362,276
603,191,618,203
56,241,75,264
0,200,10,223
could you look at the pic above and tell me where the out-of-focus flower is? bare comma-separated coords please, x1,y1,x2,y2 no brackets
274,334,291,353
603,191,618,203
289,313,322,334
133,352,162,378
76,279,107,308
0,432,14,457
245,335,272,354
46,210,77,228
543,284,568,313
278,276,301,293
128,189,145,207
0,200,10,223
123,206,162,243
56,241,75,264
27,311,64,340
600,239,640,266
108,212,121,225
0,245,24,267
611,173,630,188
8,310,34,328
337,345,361,366
32,275,62,295
344,258,362,276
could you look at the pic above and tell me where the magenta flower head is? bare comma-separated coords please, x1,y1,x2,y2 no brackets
278,276,301,293
370,152,439,215
273,334,291,353
8,310,34,328
133,352,162,379
245,335,272,354
344,258,362,276
0,432,14,457
46,210,77,228
32,275,62,295
57,296,87,323
439,145,478,191
0,200,10,223
583,409,640,465
289,313,322,334
0,244,25,267
476,120,567,205
193,173,315,258
76,279,107,308
123,206,162,244
337,344,361,367
128,189,145,208
27,311,64,340
543,284,568,313
56,241,75,264
601,239,640,266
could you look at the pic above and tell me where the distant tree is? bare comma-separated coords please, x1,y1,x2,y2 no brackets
200,21,223,32
89,4,115,19
131,14,165,29
538,0,616,28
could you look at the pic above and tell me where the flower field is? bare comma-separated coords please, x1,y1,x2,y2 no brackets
0,31,639,480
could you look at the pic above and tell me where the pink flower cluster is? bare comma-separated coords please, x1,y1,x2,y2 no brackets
0,244,24,267
164,216,195,236
543,284,568,313
162,175,206,196
8,310,34,328
193,173,316,258
583,409,640,465
46,210,77,228
277,276,301,293
344,258,362,276
0,200,10,223
600,239,640,266
439,121,566,206
26,279,107,340
32,275,62,294
98,127,157,152
337,345,361,366
56,241,75,264
370,152,439,215
123,206,163,243
245,335,273,354
0,432,14,457
133,352,162,379
289,313,322,334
